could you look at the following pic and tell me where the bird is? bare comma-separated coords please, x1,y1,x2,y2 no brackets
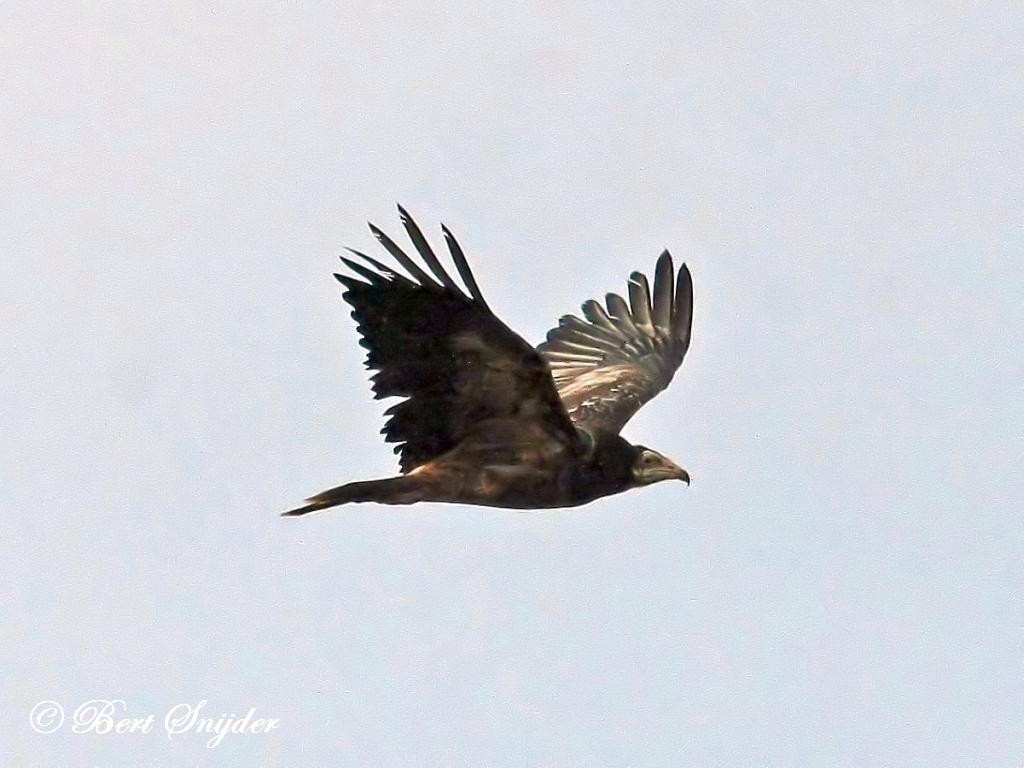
282,205,693,516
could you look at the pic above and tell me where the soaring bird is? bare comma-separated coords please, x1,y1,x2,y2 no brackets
283,206,693,516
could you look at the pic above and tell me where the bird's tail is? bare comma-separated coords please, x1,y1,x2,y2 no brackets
281,475,429,517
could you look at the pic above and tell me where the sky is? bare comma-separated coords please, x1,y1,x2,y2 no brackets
2,1,1023,765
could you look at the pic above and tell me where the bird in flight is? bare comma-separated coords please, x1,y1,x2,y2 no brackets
283,206,693,516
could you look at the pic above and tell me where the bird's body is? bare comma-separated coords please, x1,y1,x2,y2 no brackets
283,207,693,516
295,428,646,511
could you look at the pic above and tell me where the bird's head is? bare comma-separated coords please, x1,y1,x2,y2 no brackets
630,446,690,486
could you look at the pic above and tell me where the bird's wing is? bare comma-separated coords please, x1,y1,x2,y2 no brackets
536,251,692,435
338,206,582,473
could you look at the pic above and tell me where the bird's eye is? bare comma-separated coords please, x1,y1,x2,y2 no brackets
643,453,656,464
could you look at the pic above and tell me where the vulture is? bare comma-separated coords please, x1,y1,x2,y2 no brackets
283,206,693,516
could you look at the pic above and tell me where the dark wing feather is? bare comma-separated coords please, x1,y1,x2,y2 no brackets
339,207,580,472
442,223,490,310
537,250,693,434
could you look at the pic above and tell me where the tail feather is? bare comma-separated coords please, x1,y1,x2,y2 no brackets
281,475,429,517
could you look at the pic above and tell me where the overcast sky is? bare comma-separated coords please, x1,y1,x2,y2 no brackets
3,1,1023,765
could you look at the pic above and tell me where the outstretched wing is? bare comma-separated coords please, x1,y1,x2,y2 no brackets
339,206,581,473
537,251,693,435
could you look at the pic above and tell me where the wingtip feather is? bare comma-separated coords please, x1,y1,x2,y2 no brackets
673,262,694,346
397,205,464,294
652,251,675,334
441,222,490,309
627,271,654,333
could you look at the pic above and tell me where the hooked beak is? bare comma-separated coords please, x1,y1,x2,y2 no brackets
650,456,691,485
669,462,691,485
